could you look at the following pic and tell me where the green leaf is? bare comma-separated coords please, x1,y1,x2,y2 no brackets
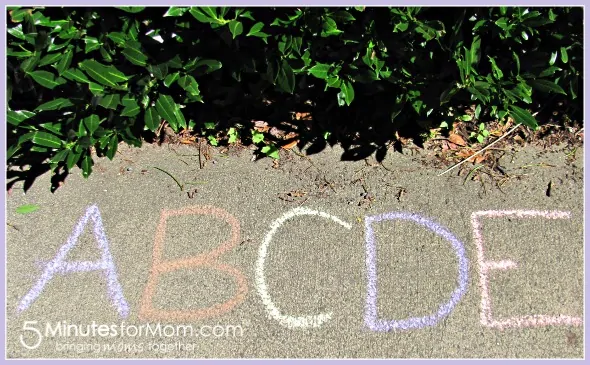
560,47,568,64
121,99,140,117
66,150,81,171
539,66,562,78
247,22,264,36
338,81,355,106
89,82,104,95
332,10,356,22
84,36,101,53
487,56,503,79
144,107,160,131
173,107,187,130
164,7,189,17
509,105,538,129
34,98,73,111
31,131,62,148
252,130,264,144
189,7,215,23
148,63,168,80
164,72,180,87
117,7,145,13
106,135,118,160
107,32,127,46
27,70,65,89
38,52,61,67
207,135,219,146
39,122,62,135
16,204,40,214
470,35,481,65
192,59,222,74
62,68,91,83
261,145,280,159
156,94,180,131
177,75,200,97
228,127,238,143
495,17,509,30
467,85,490,103
275,60,295,94
512,51,520,75
7,110,36,126
49,149,69,165
82,114,100,135
527,79,567,95
81,154,93,178
79,59,129,88
228,20,243,39
97,94,120,110
8,24,26,40
308,63,331,80
20,53,40,73
122,42,148,66
440,84,458,105
55,49,73,75
549,51,558,66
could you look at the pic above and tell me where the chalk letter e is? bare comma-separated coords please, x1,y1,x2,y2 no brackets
364,212,469,331
139,206,247,321
17,205,129,318
471,210,582,330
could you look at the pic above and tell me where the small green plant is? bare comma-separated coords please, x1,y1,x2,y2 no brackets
15,204,40,214
227,127,239,144
470,123,491,143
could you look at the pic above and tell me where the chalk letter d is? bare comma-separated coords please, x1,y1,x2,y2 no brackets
364,212,469,331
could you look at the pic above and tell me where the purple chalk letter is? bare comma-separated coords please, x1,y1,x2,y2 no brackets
364,212,468,331
17,205,129,318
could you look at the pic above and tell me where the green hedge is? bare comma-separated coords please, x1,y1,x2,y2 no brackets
7,7,582,183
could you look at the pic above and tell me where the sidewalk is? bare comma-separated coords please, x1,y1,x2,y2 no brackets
5,142,584,358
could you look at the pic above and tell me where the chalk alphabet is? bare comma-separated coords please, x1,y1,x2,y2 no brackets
17,205,129,318
471,210,582,330
138,206,247,321
255,207,352,329
364,212,469,332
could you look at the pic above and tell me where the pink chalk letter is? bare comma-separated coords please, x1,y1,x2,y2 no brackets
17,205,129,318
471,210,582,330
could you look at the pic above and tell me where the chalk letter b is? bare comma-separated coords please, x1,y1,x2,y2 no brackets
139,206,247,321
364,212,469,331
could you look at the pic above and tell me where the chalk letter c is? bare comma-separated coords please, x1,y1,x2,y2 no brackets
255,207,352,329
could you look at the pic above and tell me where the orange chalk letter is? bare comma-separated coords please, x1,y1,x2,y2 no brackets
139,206,247,321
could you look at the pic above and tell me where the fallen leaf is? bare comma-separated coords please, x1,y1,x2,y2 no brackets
269,127,283,138
253,120,269,132
456,149,475,159
474,153,487,164
295,112,312,120
282,140,299,150
449,133,466,146
285,132,299,140
16,204,40,214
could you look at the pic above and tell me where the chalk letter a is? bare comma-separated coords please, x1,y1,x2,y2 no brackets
17,205,129,318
